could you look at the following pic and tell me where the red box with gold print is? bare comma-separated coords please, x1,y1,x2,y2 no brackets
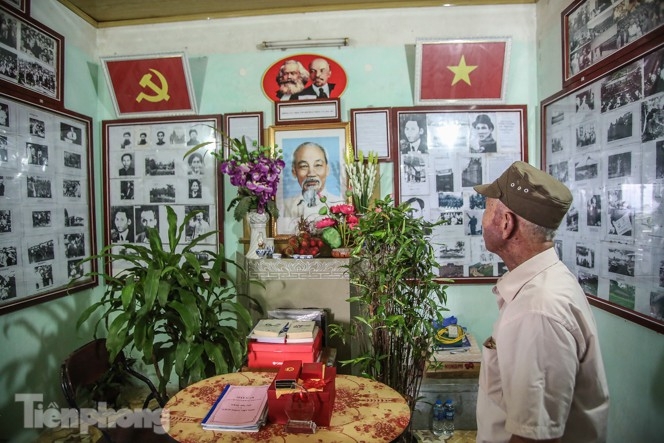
267,361,336,427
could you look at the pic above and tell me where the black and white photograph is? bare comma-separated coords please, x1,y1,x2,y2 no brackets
0,270,16,301
27,239,54,263
110,206,134,243
64,207,86,227
149,183,176,203
120,180,134,200
29,116,45,138
188,178,202,199
641,95,664,143
576,244,595,269
607,151,632,180
33,264,54,290
575,89,595,113
63,233,85,258
465,210,482,236
67,259,83,279
60,122,82,145
575,121,597,148
64,151,81,169
144,154,176,176
608,247,636,277
438,239,466,260
599,62,642,113
0,245,17,268
63,179,81,198
26,142,47,166
578,271,598,297
134,205,159,244
574,155,599,181
185,205,211,242
31,210,51,228
606,110,633,143
607,188,635,238
0,101,10,127
0,209,10,232
644,46,664,98
586,194,601,227
549,160,570,184
461,157,482,187
435,168,454,193
438,192,463,210
27,175,52,199
439,211,463,226
566,205,579,232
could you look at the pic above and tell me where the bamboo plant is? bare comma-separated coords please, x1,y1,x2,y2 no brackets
331,195,450,416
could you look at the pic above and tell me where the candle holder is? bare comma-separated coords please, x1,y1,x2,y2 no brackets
284,385,316,434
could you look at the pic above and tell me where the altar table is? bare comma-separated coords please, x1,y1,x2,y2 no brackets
161,371,410,442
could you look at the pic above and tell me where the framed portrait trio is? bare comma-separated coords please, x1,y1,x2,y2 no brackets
102,115,223,276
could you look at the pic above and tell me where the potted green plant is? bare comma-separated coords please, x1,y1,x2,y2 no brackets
331,195,449,431
76,206,257,399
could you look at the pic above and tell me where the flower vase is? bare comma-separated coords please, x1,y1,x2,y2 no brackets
331,247,351,259
246,211,269,259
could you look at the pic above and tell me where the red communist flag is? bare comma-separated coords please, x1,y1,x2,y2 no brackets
104,55,195,115
419,41,507,101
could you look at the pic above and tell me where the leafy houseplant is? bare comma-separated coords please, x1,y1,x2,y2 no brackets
331,195,449,416
77,206,255,398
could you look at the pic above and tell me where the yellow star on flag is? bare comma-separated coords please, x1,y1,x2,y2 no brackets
447,55,478,86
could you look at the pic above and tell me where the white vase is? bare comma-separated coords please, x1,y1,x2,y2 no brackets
246,211,269,259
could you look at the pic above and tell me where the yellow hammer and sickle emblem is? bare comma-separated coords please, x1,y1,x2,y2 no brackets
136,68,170,103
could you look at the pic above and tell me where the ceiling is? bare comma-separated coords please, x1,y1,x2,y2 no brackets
56,0,536,28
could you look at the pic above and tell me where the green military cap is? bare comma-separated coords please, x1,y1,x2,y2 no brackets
473,161,572,229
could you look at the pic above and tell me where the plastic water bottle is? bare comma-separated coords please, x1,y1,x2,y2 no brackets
442,399,455,437
431,399,445,436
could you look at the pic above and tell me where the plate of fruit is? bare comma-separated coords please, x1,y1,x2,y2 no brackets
283,232,324,258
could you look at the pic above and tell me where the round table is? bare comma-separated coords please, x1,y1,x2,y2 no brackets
161,371,411,442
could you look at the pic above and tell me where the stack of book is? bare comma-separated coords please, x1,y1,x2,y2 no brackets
201,384,270,432
248,319,318,344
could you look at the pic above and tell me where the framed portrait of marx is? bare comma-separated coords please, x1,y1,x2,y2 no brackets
391,105,528,284
0,91,97,314
268,122,351,236
541,41,664,334
101,114,223,276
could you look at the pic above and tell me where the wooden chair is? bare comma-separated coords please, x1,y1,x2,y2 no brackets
60,338,173,442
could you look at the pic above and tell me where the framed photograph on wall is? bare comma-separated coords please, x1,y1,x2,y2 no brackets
102,115,223,276
0,5,64,107
414,38,510,105
563,0,664,87
0,92,97,314
268,122,350,236
391,105,527,283
223,112,263,156
350,108,391,161
1,0,29,16
542,41,664,334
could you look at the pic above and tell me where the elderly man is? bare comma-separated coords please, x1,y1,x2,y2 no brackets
275,59,309,101
283,141,341,219
474,161,609,443
298,57,335,99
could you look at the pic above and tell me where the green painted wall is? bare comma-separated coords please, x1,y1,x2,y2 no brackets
0,1,661,441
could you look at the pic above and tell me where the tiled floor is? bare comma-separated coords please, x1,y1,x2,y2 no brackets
413,429,477,443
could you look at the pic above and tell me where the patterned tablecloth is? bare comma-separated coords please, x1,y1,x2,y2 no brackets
161,371,411,442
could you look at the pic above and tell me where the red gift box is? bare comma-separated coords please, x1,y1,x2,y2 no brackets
267,361,336,427
247,330,322,368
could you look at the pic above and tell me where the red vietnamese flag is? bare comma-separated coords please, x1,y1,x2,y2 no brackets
104,55,195,115
419,41,507,101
